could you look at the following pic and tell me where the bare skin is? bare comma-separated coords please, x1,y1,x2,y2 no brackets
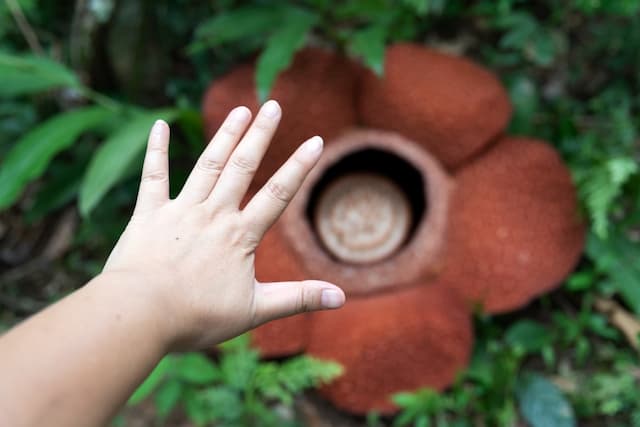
0,100,346,427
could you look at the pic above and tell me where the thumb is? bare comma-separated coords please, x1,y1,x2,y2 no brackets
252,280,345,326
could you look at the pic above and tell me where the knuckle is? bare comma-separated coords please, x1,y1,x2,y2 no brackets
265,180,293,203
141,171,168,182
219,123,241,136
231,156,257,175
242,231,261,250
253,116,274,131
148,142,168,154
228,221,260,251
296,286,318,313
197,156,224,175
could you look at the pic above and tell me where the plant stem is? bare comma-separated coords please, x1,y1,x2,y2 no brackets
79,86,124,113
5,0,44,54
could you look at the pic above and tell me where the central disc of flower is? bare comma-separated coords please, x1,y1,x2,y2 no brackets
314,173,412,264
281,129,452,295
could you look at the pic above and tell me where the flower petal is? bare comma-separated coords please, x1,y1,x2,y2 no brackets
202,48,358,187
440,137,585,313
357,43,512,169
252,224,309,356
306,285,472,414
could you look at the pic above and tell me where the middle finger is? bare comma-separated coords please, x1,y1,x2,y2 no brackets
206,100,281,210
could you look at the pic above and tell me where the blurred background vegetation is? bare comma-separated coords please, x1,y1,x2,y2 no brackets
0,0,639,426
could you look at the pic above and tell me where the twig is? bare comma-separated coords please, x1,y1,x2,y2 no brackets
5,0,44,55
594,297,640,352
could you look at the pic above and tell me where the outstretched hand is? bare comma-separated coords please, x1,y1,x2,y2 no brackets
103,100,345,350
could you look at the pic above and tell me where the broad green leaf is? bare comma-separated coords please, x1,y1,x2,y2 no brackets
79,108,178,216
516,373,576,427
154,378,183,419
128,356,172,405
255,9,318,102
349,24,388,76
0,106,114,210
505,320,551,354
0,52,80,97
191,6,284,51
174,353,220,384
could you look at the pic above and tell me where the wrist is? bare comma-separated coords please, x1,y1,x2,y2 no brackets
88,270,176,354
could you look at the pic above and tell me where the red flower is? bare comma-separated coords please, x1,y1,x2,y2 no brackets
202,43,585,414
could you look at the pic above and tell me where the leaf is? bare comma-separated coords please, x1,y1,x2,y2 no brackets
183,389,211,426
255,9,318,102
174,353,220,385
154,378,183,419
349,24,388,76
0,106,114,210
516,373,576,427
198,387,244,422
128,356,172,405
190,5,284,51
220,345,260,390
525,29,557,66
577,157,638,238
79,108,178,216
505,320,552,354
587,232,640,314
498,13,538,50
0,52,80,97
254,355,343,405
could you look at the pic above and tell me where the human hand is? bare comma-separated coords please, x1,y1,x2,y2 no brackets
102,100,345,350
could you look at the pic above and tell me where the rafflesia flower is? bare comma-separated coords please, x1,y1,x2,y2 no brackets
202,43,585,414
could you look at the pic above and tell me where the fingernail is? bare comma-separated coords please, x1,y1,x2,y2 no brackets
229,107,250,122
304,136,323,154
262,100,280,118
152,120,165,134
321,289,344,309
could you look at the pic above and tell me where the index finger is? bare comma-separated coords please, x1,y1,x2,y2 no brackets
242,135,323,238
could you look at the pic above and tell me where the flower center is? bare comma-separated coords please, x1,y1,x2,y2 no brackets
281,129,451,296
314,173,411,264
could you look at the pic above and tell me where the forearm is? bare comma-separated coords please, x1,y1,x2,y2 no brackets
0,272,169,427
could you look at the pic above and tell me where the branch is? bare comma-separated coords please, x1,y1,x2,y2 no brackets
5,0,44,55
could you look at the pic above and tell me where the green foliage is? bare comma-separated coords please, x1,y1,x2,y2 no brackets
392,332,525,426
0,52,80,96
587,232,640,317
255,8,318,102
348,23,388,76
0,51,191,219
128,334,342,426
505,320,552,355
570,362,640,423
0,106,114,209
